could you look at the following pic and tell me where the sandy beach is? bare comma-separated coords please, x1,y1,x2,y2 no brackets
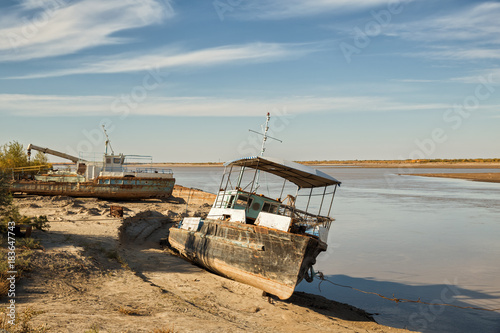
2,188,411,333
408,173,500,183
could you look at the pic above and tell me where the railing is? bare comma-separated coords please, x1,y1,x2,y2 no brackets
9,165,52,181
213,189,332,229
276,203,333,229
134,167,173,174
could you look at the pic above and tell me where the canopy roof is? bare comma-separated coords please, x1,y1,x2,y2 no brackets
224,156,341,189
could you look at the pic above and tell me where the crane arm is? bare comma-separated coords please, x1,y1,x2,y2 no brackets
27,144,83,163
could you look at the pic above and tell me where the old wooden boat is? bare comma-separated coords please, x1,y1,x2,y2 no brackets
10,142,175,200
168,156,341,299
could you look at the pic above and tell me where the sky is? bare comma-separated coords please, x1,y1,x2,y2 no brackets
0,0,499,162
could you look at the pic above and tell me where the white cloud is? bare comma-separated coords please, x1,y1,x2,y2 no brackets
397,2,500,43
0,93,454,117
229,0,411,20
392,79,442,83
387,2,500,60
6,42,319,79
0,0,174,62
394,68,500,85
411,48,500,61
446,69,499,84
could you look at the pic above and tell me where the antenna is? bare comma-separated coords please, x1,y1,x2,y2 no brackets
248,113,283,190
248,112,282,157
102,125,114,155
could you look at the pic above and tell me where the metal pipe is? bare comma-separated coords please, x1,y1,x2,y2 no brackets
318,186,327,216
236,166,245,188
246,160,260,211
327,184,338,216
305,187,313,212
222,165,233,208
279,178,286,201
215,166,226,208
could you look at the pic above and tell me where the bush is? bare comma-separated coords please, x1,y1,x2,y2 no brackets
30,215,50,232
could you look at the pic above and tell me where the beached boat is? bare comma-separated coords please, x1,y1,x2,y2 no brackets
9,142,175,200
168,156,341,299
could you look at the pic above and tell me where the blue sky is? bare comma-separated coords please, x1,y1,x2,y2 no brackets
0,0,499,162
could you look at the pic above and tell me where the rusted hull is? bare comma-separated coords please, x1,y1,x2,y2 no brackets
168,220,327,300
10,177,175,200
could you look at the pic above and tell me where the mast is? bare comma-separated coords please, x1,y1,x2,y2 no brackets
259,112,270,157
102,125,114,155
249,112,282,157
248,113,282,188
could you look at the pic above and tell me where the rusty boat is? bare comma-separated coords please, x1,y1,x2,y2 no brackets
168,156,341,299
10,141,175,200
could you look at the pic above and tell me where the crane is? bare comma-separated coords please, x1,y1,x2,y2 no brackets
27,144,82,164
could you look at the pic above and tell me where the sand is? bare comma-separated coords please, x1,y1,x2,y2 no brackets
3,192,412,333
408,173,500,183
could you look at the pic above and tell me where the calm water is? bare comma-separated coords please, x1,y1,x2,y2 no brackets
170,166,500,333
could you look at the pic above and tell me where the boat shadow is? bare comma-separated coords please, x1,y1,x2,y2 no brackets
32,229,202,275
274,290,376,323
297,274,500,333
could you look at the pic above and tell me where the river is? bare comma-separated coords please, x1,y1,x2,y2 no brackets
169,165,500,333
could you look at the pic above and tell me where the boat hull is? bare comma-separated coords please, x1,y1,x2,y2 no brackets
168,219,327,300
10,177,175,200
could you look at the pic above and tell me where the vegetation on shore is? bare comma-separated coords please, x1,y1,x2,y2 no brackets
0,141,49,303
0,141,48,171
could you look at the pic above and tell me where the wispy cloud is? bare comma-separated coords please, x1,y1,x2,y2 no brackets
446,68,500,85
388,2,500,60
0,0,174,62
0,93,455,117
393,68,500,84
6,42,320,79
231,0,411,20
411,48,500,61
392,79,443,83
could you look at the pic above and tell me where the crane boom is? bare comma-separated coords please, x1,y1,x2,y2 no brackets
27,144,82,163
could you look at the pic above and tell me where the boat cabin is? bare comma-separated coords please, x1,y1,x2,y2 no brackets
206,156,341,242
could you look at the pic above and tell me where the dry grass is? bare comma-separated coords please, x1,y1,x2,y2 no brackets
117,306,150,317
150,327,176,333
0,307,49,333
0,240,36,297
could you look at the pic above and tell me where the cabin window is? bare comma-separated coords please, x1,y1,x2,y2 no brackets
262,202,278,214
106,158,111,164
236,194,253,207
113,158,121,164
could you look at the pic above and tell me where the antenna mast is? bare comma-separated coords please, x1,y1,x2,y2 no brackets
248,113,283,189
102,125,114,155
249,112,282,157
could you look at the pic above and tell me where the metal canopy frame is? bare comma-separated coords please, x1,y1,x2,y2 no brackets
224,156,341,189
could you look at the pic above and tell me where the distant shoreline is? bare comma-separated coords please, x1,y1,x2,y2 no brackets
51,159,500,169
407,173,500,183
153,161,500,169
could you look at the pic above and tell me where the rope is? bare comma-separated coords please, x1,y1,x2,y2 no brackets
314,271,500,312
